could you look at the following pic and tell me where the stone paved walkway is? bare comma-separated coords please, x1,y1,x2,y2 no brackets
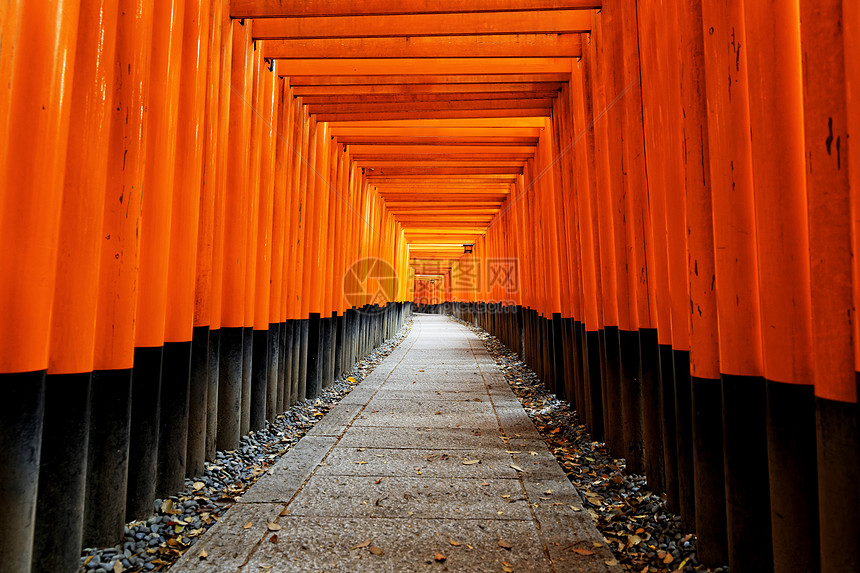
170,314,620,573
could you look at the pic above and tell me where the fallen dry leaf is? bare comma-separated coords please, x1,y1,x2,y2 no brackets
350,540,371,550
462,459,480,465
113,561,123,573
368,545,384,556
572,548,594,556
502,561,515,572
435,552,446,562
198,549,208,560
192,481,205,491
510,463,524,472
243,521,253,530
269,535,278,544
605,558,618,566
448,538,461,546
498,539,513,550
267,523,282,531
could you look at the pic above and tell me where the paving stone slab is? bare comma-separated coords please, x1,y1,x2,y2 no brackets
283,475,532,520
337,426,504,450
316,446,523,479
352,409,501,430
169,503,284,572
239,517,552,573
304,403,363,437
240,436,338,504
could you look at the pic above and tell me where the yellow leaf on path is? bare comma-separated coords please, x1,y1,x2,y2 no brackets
198,549,208,560
592,541,603,547
510,463,524,472
267,523,282,531
605,558,618,566
243,521,253,529
347,377,356,383
572,548,594,556
448,538,461,546
435,552,446,562
355,461,368,465
369,545,384,556
192,481,205,491
498,539,513,550
161,499,174,513
462,459,480,465
350,540,371,550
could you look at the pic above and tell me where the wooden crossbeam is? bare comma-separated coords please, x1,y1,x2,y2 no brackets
300,91,559,104
287,73,570,85
252,10,591,39
233,0,601,19
365,166,522,175
337,136,539,145
294,83,563,96
349,144,535,155
263,34,581,59
274,58,573,76
317,109,550,121
307,98,554,113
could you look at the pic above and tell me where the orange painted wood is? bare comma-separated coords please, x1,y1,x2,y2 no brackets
48,0,118,374
94,0,152,369
195,0,225,330
253,61,277,330
243,47,263,328
134,0,185,348
209,12,233,332
165,0,210,343
274,58,574,76
799,0,856,403
252,10,591,39
263,34,581,59
231,0,601,19
0,0,79,373
289,74,570,86
269,78,290,323
744,0,813,385
220,21,252,328
589,11,618,329
676,0,718,377
846,0,860,373
701,0,763,376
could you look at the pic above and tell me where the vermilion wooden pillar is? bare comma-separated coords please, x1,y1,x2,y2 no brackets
744,1,818,570
799,1,860,570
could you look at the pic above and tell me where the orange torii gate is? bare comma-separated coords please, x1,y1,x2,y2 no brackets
0,1,858,573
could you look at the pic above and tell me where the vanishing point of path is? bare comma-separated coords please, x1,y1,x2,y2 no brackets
170,314,620,573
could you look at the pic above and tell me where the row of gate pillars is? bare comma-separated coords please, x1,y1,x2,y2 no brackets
2,302,411,573
418,301,858,573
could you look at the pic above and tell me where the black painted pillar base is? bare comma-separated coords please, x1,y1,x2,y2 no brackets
240,326,253,436
321,316,334,389
186,326,209,477
84,369,132,548
0,371,45,573
267,324,279,421
157,340,192,498
674,350,696,531
603,326,623,457
551,313,566,402
619,329,644,474
216,327,243,451
205,328,220,461
126,347,162,521
816,394,860,573
722,374,772,573
584,329,604,440
658,344,680,516
639,328,665,495
285,320,297,408
334,313,345,381
33,373,91,573
691,375,728,565
297,318,309,402
766,381,818,573
307,313,322,399
249,328,269,432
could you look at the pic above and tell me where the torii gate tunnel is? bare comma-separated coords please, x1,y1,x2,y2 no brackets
1,1,859,572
